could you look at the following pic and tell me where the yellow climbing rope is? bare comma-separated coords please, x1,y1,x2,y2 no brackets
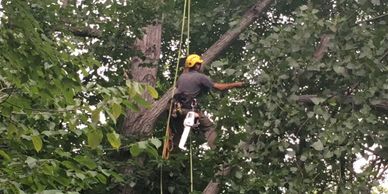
161,0,190,161
161,0,194,193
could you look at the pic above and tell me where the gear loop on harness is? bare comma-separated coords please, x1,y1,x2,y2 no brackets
191,98,198,111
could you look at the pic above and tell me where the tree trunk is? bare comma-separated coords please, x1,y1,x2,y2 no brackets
120,23,161,194
121,24,162,137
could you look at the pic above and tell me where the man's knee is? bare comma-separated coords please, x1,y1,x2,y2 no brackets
205,129,217,149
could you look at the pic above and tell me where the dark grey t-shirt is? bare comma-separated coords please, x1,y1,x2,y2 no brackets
176,70,214,98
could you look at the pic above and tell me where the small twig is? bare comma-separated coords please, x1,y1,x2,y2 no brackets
379,50,388,62
376,164,388,180
363,146,379,156
0,86,15,105
296,118,310,136
4,101,80,114
294,159,304,178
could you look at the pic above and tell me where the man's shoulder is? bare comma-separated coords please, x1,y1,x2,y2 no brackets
189,71,207,77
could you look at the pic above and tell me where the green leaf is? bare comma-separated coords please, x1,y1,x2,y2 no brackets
211,61,224,67
146,144,159,158
74,156,97,169
87,129,103,149
228,20,239,27
133,94,151,108
32,135,43,152
287,57,299,68
107,132,121,150
146,85,158,99
324,150,333,158
149,138,162,148
123,100,141,112
333,66,345,75
371,0,380,6
96,174,107,184
307,111,315,118
224,68,236,76
328,98,337,106
75,172,86,180
235,171,243,179
329,25,337,32
111,103,122,120
0,149,11,161
56,176,71,187
105,109,117,124
7,123,20,138
91,109,100,123
130,144,141,157
61,160,78,171
25,156,37,168
138,141,147,149
300,5,309,11
311,140,324,151
41,190,64,194
311,97,325,105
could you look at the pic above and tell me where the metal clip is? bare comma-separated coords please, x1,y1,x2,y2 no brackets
191,98,197,111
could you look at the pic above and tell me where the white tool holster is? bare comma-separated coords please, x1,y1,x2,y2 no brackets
178,111,197,150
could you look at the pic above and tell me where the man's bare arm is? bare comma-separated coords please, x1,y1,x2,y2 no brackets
213,82,244,91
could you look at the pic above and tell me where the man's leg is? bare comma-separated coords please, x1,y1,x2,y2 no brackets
171,116,184,149
198,113,217,149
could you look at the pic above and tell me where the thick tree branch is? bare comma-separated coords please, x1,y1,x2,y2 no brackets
200,0,274,70
68,26,102,38
313,34,331,61
203,165,231,194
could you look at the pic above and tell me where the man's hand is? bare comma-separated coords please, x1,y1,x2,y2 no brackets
235,81,245,88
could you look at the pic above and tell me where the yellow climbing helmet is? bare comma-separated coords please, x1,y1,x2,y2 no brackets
185,54,204,68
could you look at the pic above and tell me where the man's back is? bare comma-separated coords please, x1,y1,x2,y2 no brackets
176,70,214,98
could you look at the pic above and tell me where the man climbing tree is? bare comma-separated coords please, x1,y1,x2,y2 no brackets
170,54,244,149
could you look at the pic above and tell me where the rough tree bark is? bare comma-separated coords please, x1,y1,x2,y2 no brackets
121,24,162,137
120,24,162,194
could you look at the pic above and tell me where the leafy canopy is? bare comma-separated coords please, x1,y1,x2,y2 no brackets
0,0,388,193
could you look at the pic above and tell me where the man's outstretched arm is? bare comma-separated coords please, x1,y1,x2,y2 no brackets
213,82,244,91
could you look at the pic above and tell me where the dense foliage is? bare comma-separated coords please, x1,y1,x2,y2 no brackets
0,1,158,193
0,0,387,193
211,3,388,193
